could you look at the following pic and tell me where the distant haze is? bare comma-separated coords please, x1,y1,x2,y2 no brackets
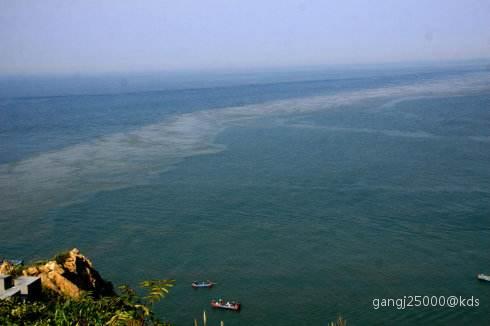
1,0,490,74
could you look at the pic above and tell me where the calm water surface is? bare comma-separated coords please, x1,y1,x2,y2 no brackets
1,66,490,325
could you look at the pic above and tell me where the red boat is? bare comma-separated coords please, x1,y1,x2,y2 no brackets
211,298,241,311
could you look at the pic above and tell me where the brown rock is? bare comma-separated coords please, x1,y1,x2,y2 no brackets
39,273,59,294
21,248,114,299
23,266,39,276
0,261,14,275
50,272,81,299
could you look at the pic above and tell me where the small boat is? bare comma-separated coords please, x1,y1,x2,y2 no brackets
0,259,23,266
191,280,214,288
477,274,490,282
211,298,241,311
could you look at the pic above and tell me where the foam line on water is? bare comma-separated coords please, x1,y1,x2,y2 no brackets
1,72,489,218
287,123,440,139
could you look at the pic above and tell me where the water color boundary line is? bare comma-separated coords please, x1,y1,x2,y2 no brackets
1,71,490,218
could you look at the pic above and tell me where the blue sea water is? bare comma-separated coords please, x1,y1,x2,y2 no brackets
1,64,490,325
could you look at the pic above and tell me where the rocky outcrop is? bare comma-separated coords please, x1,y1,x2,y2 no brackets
0,261,14,275
22,248,114,299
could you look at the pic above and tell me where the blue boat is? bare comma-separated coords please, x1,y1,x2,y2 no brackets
191,280,214,288
0,259,24,266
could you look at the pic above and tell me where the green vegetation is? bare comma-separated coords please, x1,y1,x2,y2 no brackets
1,250,347,325
328,315,346,326
193,310,224,326
0,279,175,325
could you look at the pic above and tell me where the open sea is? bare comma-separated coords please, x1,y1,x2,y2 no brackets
1,64,490,325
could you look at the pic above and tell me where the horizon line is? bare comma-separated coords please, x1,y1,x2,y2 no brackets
1,57,490,78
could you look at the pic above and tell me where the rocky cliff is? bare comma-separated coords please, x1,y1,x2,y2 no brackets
21,248,114,299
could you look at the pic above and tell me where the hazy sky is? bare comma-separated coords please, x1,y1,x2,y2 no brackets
1,0,490,74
